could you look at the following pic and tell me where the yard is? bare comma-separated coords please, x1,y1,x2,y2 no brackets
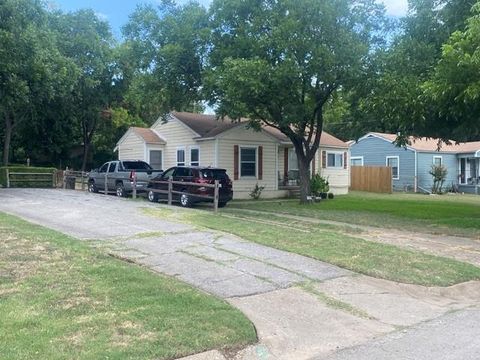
0,213,256,360
144,191,480,287
227,191,480,238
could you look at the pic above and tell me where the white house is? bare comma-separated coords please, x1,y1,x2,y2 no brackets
115,111,350,199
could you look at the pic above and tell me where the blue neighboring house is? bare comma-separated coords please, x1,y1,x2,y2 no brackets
350,132,480,194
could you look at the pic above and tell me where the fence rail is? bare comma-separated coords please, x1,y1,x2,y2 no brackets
148,178,220,212
6,170,56,188
350,166,392,193
57,170,90,190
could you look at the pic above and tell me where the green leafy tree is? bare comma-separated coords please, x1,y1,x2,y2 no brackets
121,1,208,123
0,0,76,166
51,9,117,171
206,0,386,202
423,2,480,141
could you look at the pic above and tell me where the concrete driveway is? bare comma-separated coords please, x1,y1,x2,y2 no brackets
1,188,480,360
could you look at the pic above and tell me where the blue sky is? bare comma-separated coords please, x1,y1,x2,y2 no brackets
52,0,408,39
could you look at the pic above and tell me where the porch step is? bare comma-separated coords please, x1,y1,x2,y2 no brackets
288,188,301,198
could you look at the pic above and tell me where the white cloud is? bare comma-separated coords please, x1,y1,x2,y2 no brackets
380,0,409,17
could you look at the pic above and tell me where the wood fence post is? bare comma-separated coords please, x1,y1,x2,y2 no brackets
81,173,86,191
132,172,137,199
213,180,219,213
168,177,173,206
104,173,108,195
62,170,66,189
52,171,56,188
6,169,10,188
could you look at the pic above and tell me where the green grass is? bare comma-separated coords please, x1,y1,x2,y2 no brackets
144,207,480,287
228,191,480,238
0,212,256,360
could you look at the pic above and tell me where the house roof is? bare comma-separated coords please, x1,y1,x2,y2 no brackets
131,127,165,144
171,111,241,138
171,111,348,147
366,132,480,154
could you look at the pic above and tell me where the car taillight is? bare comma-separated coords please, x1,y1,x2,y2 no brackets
195,178,210,184
130,171,136,181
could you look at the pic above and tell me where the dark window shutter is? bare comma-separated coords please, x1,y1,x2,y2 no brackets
284,148,289,179
344,152,347,169
258,146,263,180
234,145,239,180
322,151,327,168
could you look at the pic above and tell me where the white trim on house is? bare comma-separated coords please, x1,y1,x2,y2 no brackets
239,145,258,179
414,150,418,192
475,150,480,157
176,146,186,166
433,155,443,166
275,143,279,190
326,151,344,169
189,146,200,166
386,156,400,180
350,156,364,166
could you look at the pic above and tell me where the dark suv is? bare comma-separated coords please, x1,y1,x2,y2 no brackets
146,166,233,207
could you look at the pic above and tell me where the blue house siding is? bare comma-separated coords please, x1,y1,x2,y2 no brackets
417,152,458,192
350,136,416,191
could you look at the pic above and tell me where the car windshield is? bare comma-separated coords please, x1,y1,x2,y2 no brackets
122,161,152,170
200,169,228,180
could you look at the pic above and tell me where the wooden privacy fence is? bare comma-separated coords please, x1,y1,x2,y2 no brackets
5,169,56,188
148,178,221,212
350,166,392,193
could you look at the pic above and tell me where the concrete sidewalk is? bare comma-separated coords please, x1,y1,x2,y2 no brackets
1,189,479,360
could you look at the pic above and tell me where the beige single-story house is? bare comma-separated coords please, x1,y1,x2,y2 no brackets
114,111,350,199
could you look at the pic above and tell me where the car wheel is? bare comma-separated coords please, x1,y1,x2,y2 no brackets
116,183,126,197
88,182,98,193
179,193,192,207
147,190,158,203
218,202,227,208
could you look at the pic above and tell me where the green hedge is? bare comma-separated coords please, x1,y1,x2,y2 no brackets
0,166,57,188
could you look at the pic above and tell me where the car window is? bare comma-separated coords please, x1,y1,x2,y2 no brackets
200,169,228,180
174,167,193,177
108,162,116,173
162,168,175,179
122,161,152,170
99,163,109,173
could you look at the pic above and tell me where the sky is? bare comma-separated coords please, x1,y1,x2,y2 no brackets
52,0,409,39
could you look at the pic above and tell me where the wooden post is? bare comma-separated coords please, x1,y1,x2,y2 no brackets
52,171,56,188
62,170,66,189
214,180,219,213
132,172,137,199
81,173,86,191
168,177,173,206
5,169,10,188
104,173,108,195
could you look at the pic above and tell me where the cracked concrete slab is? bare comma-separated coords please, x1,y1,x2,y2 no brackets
229,287,394,360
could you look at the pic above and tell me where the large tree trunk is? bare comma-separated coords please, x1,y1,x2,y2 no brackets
3,114,13,166
297,155,311,203
81,141,89,172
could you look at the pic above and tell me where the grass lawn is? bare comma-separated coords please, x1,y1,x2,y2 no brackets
144,207,480,287
0,213,256,360
228,191,480,238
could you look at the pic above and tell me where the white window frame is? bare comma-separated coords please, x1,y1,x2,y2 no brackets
350,156,364,166
176,147,186,166
189,146,200,166
386,156,400,180
326,151,344,169
433,156,442,167
239,146,258,178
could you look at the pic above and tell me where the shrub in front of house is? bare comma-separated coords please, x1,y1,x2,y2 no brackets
310,174,330,199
